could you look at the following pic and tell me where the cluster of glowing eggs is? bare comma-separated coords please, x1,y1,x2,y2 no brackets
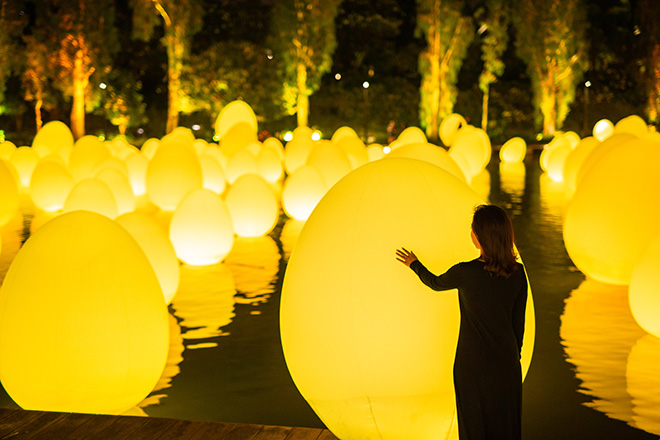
448,125,491,181
563,137,660,285
225,174,278,237
0,210,168,414
439,113,467,147
146,137,203,211
628,233,660,338
169,189,235,266
0,159,20,227
199,154,227,194
306,141,352,188
281,158,534,440
282,166,327,221
69,136,111,182
116,212,181,304
499,137,527,163
96,168,136,216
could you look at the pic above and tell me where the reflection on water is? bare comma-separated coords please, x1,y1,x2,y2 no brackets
560,279,660,435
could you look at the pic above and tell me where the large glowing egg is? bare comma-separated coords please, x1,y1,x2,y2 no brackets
0,141,17,160
614,115,647,137
282,166,327,221
225,174,278,237
199,154,227,195
563,137,600,197
10,146,39,188
439,113,467,147
387,142,466,183
394,126,427,148
629,233,660,338
63,179,118,219
306,141,352,189
95,168,136,215
499,137,527,163
0,210,168,414
564,138,660,285
331,126,359,143
116,212,180,304
0,160,20,227
169,189,234,265
281,158,534,440
592,119,614,142
543,138,572,182
448,125,491,180
31,121,74,156
29,158,75,212
334,136,368,169
225,148,258,184
575,133,635,190
284,127,315,174
215,100,258,140
219,122,258,157
146,138,202,211
262,137,285,162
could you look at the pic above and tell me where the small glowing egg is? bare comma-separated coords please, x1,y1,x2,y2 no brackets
63,179,118,219
0,141,17,160
395,126,427,148
0,159,20,226
282,166,327,221
225,148,258,184
334,135,368,169
499,137,527,163
439,113,467,147
116,212,180,304
544,140,572,182
262,137,285,162
140,138,160,160
629,233,660,338
331,126,359,143
31,121,74,155
592,119,614,142
387,142,466,183
219,122,258,157
257,146,284,183
225,174,278,237
95,168,136,215
69,136,112,182
124,152,148,196
614,115,648,137
29,158,75,212
0,210,168,414
306,140,352,188
366,144,385,161
214,100,258,141
146,138,203,211
199,154,227,195
284,127,315,174
9,146,39,188
169,189,235,265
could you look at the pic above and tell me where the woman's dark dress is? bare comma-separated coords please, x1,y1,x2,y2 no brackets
410,258,527,440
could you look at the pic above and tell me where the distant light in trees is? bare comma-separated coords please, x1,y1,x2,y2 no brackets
137,128,144,135
334,73,341,80
192,124,201,131
99,82,107,90
585,81,591,88
283,131,294,142
311,131,322,141
362,81,370,89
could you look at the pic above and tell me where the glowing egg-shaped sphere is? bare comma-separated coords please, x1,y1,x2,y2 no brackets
499,137,527,163
0,160,20,226
564,138,660,285
141,138,160,160
116,212,180,304
367,144,385,161
395,126,427,148
575,133,635,190
69,136,111,182
219,122,258,158
262,137,285,162
169,189,234,265
109,138,139,160
543,140,572,182
31,121,74,156
9,146,39,188
225,148,258,184
614,115,647,137
281,158,534,440
284,128,315,175
29,158,75,212
199,154,227,195
201,145,228,171
162,127,196,150
563,137,600,197
387,142,466,183
448,125,491,180
282,166,327,221
146,138,202,211
63,179,118,219
0,210,168,414
539,136,569,173
95,168,135,215
124,152,148,196
563,131,581,149
215,100,258,140
257,146,284,183
193,139,208,155
335,136,368,169
629,233,660,338
331,126,359,143
94,156,129,178
0,141,17,160
306,141,352,189
439,113,467,147
225,174,278,237
592,119,614,142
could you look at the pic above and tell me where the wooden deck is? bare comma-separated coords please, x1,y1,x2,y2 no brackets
0,408,339,440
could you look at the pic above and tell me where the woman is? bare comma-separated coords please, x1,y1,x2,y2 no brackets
395,204,528,440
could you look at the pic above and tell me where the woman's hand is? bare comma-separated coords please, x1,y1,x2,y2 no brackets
395,247,418,267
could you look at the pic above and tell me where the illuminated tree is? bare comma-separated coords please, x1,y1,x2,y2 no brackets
477,0,509,133
635,0,660,124
98,70,146,136
131,0,203,134
416,0,474,142
512,0,589,135
0,0,26,115
22,35,58,132
268,0,341,128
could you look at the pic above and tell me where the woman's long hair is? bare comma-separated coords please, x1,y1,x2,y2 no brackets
471,204,519,278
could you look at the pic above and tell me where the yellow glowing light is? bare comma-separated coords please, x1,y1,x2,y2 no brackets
214,100,258,141
614,115,648,137
29,158,75,212
146,138,203,211
0,159,20,227
63,179,118,219
448,125,491,180
282,166,328,221
499,137,527,163
0,210,168,414
10,146,39,188
393,126,427,149
281,158,534,440
199,154,227,195
283,131,293,142
563,138,660,285
0,141,17,160
575,133,635,190
95,168,136,216
629,233,660,338
543,139,572,182
330,126,359,143
592,119,614,142
218,122,258,158
333,135,368,169
563,131,581,149
439,113,467,147
563,137,600,197
262,137,285,162
284,127,315,175
366,144,385,161
306,140,352,189
225,174,279,237
225,148,258,185
140,138,160,160
311,131,322,141
169,189,235,265
387,142,467,183
116,212,180,304
31,121,74,156
69,136,112,182
124,152,148,196
257,146,284,183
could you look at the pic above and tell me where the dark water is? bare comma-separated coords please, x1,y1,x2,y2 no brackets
0,150,658,440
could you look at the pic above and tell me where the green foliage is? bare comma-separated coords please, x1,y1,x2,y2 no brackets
96,69,146,134
477,0,509,94
0,1,28,114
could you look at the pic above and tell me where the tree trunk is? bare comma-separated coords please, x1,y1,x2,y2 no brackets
35,98,43,132
296,61,309,127
165,30,184,134
71,48,87,140
648,44,660,124
540,72,557,136
481,83,489,132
